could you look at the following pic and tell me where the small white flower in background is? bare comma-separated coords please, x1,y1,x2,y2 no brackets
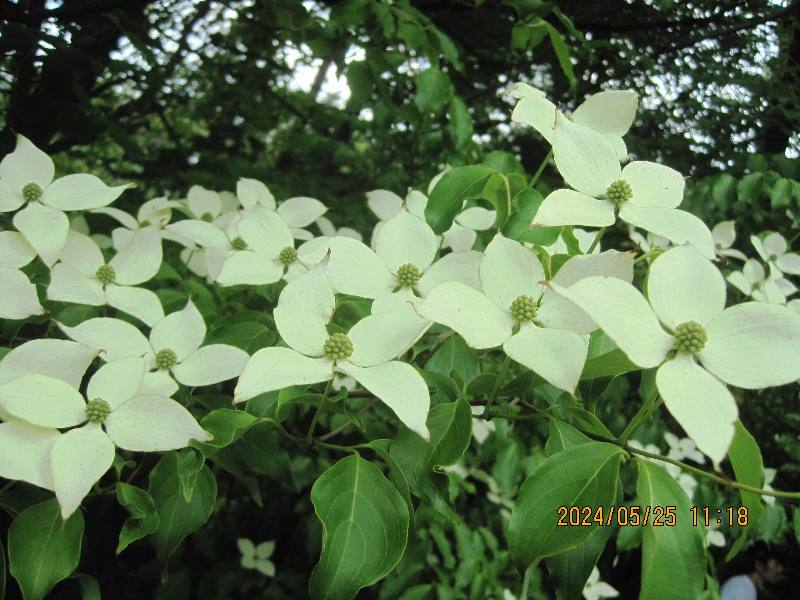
418,233,633,393
711,221,746,261
232,177,327,240
763,467,777,505
238,538,276,577
315,215,362,242
0,134,132,265
93,197,183,250
234,267,431,440
0,356,211,518
48,229,165,326
532,112,715,259
628,228,670,255
551,245,800,463
0,231,44,319
675,471,698,499
664,432,705,464
751,232,800,277
726,259,795,304
0,339,98,491
470,405,496,444
181,185,224,222
628,439,660,456
58,299,249,388
705,522,726,548
509,82,638,160
583,567,619,600
366,184,495,253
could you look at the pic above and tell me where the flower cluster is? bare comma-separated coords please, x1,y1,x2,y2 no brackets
1,80,799,528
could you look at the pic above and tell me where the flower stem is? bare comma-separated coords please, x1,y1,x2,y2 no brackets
484,354,512,416
587,226,607,253
528,149,553,188
306,378,333,443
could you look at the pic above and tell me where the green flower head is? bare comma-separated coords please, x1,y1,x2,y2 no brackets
323,333,353,361
510,295,538,322
673,321,707,354
396,263,422,288
22,182,43,202
85,398,111,423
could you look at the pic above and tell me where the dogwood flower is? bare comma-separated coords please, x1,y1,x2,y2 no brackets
0,134,132,265
583,567,619,600
58,299,248,387
181,185,224,222
93,197,182,250
0,231,44,319
417,234,633,392
550,245,800,462
510,82,638,160
229,178,327,240
0,339,98,491
0,356,211,518
238,538,276,576
48,230,165,326
664,431,705,464
531,113,715,259
751,232,800,277
366,187,495,252
726,259,795,304
316,215,362,242
234,267,431,439
712,221,746,261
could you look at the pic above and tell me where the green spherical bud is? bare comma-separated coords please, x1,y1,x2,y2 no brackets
673,321,707,354
155,347,178,369
510,294,538,322
279,246,297,266
95,264,116,285
396,263,422,288
201,212,214,222
85,398,111,423
323,333,353,361
22,182,43,202
231,236,247,251
605,179,633,206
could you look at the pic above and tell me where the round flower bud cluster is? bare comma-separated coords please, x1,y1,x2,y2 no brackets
673,321,707,353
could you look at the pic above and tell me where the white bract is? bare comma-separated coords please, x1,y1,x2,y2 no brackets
711,221,746,261
367,185,495,252
550,245,800,463
417,233,633,392
510,82,638,160
0,134,131,265
0,356,210,518
58,299,248,387
0,231,44,319
751,232,800,277
93,197,182,251
726,259,795,305
532,112,715,259
234,267,431,439
316,215,362,242
582,567,619,600
48,229,165,326
238,538,276,576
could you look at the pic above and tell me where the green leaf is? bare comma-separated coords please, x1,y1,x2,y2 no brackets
545,418,591,455
148,452,217,563
712,173,737,206
727,420,765,524
428,397,472,467
414,67,453,114
636,461,705,600
504,188,561,245
509,442,624,568
483,150,525,175
116,483,160,555
8,499,84,600
76,575,101,600
425,165,494,234
793,507,800,544
580,349,638,380
424,335,479,383
770,177,792,209
547,517,614,600
196,408,259,453
236,423,293,485
448,96,473,148
736,172,763,203
205,322,276,353
345,61,372,110
542,21,576,90
309,454,410,600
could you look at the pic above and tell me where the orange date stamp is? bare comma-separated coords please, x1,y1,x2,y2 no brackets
557,505,676,527
557,505,749,527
